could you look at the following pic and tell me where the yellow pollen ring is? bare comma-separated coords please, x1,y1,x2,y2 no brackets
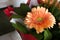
37,18,43,22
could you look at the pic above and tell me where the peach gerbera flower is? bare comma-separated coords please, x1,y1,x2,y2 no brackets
24,6,56,34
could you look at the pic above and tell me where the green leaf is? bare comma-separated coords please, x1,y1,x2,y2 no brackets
29,29,43,40
44,29,52,40
11,14,22,18
33,33,43,40
11,22,28,33
14,3,31,17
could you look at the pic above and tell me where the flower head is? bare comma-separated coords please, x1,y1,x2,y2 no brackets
3,6,14,17
24,6,56,34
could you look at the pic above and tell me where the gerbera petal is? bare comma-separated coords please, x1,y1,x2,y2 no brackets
32,8,36,13
35,26,44,34
45,9,48,13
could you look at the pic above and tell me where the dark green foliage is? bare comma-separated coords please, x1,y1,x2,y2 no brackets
29,29,44,40
49,5,60,21
12,22,28,33
14,3,31,18
44,29,52,40
0,11,15,35
11,14,22,18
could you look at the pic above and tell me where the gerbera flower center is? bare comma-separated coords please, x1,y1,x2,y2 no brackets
37,18,43,22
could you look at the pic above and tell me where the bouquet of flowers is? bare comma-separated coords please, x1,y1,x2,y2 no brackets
5,0,60,40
